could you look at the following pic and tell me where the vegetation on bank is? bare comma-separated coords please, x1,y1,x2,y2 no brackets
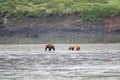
0,0,120,22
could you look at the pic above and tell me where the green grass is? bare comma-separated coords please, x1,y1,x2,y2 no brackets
0,0,120,21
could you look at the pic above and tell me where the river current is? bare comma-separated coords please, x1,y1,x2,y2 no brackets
0,44,120,80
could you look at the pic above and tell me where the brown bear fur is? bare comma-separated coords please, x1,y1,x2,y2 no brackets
69,45,80,51
45,44,55,51
76,46,80,51
69,46,75,51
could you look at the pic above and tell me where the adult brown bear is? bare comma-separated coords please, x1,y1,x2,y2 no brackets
45,44,55,51
69,46,74,51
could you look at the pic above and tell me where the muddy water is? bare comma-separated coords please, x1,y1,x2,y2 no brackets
0,44,120,80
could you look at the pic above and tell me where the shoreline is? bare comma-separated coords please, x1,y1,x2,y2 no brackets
0,43,120,51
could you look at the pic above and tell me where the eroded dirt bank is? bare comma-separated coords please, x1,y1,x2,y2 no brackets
0,15,120,44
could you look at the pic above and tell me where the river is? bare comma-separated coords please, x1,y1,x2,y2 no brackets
0,44,120,80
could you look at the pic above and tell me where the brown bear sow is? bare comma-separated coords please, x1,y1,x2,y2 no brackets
45,44,55,51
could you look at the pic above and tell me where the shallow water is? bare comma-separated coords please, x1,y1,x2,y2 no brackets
0,44,120,80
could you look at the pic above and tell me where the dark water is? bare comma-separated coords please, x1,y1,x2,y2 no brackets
0,50,120,80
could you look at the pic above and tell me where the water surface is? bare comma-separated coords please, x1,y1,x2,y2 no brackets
0,44,120,80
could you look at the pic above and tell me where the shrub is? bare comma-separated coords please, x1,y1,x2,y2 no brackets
0,0,120,21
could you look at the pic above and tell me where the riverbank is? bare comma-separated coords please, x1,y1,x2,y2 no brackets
0,15,120,44
0,44,120,51
0,0,120,44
